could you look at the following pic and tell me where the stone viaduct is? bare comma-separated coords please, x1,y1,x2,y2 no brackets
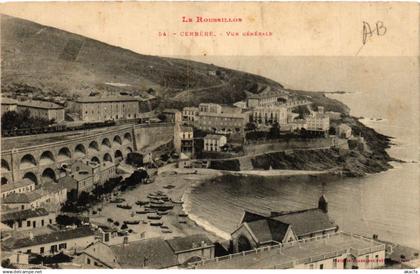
1,123,174,186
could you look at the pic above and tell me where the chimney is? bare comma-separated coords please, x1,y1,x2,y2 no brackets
318,195,328,213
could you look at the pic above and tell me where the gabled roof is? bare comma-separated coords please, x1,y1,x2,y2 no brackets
166,234,213,254
109,238,178,269
76,96,139,103
2,192,42,204
204,134,226,141
3,226,95,250
18,100,63,110
1,208,50,222
245,219,290,244
270,208,337,236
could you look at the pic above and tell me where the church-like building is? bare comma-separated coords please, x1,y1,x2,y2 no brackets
231,195,338,252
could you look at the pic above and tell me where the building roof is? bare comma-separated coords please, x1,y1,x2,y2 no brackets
82,242,120,268
162,108,181,114
18,100,63,110
245,219,290,244
204,134,226,141
270,208,337,236
2,192,43,204
39,181,67,194
240,207,337,238
57,176,78,190
75,96,139,103
193,232,385,269
166,234,213,254
109,238,178,269
1,98,18,105
179,125,193,132
1,208,50,223
3,226,95,250
1,179,34,193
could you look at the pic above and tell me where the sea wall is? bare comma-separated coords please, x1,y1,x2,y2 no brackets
243,137,336,155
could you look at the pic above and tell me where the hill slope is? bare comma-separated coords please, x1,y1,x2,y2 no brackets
0,14,284,107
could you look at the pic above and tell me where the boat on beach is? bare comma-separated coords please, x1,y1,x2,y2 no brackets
124,220,141,225
178,213,188,217
117,204,132,209
171,199,184,205
147,214,162,220
150,221,163,226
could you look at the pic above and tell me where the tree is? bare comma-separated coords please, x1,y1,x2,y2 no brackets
268,122,281,139
245,122,257,131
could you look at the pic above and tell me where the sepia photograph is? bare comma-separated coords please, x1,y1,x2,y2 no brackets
0,1,418,271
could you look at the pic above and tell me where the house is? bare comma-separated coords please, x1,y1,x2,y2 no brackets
203,134,227,152
231,195,338,252
162,109,182,123
78,238,178,269
1,192,44,211
166,234,215,266
1,98,18,116
1,208,56,231
337,123,352,139
1,226,96,256
1,179,36,198
174,125,194,157
182,107,199,124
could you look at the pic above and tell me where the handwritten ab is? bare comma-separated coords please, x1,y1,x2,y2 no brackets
362,21,387,45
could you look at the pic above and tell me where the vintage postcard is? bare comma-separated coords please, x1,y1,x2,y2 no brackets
0,1,418,271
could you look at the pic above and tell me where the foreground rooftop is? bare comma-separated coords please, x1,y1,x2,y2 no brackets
190,232,385,269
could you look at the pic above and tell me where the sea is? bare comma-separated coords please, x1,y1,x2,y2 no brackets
183,56,420,249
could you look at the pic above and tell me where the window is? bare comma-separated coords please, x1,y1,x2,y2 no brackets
32,221,36,228
51,245,58,253
27,249,31,254
319,264,324,269
41,220,44,226
87,258,91,265
27,220,31,227
333,258,337,268
59,243,67,250
40,247,44,254
18,221,22,228
49,219,53,224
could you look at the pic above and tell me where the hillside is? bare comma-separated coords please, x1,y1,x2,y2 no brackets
0,14,284,107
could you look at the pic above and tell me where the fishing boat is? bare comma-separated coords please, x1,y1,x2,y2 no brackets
136,210,148,214
124,220,141,225
163,184,175,189
135,200,149,206
150,221,163,226
171,199,184,205
161,225,169,229
110,198,125,203
178,213,188,217
150,203,174,211
117,204,132,210
179,220,187,224
157,211,169,216
162,229,173,233
150,199,164,205
147,214,162,220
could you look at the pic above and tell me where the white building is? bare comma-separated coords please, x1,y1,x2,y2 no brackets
1,98,18,116
182,107,199,124
199,103,222,114
1,179,36,199
203,135,227,152
251,105,288,126
74,96,141,122
17,100,65,123
305,106,330,133
337,123,352,139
